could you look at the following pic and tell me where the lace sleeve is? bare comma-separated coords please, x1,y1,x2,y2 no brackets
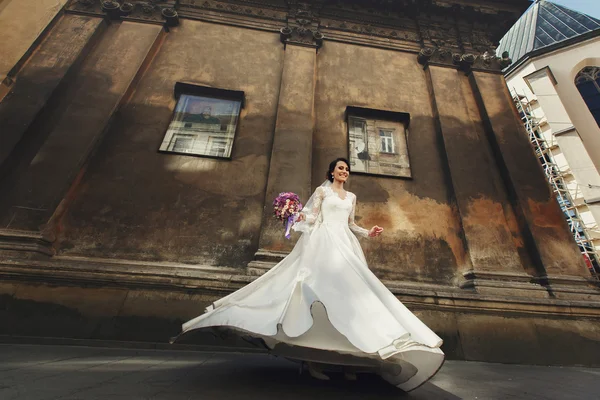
349,193,370,238
292,186,325,234
303,186,324,224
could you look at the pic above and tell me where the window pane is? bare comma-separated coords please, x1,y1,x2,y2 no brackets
575,67,600,127
207,137,229,156
173,137,193,153
583,92,600,104
593,109,600,124
578,81,597,96
379,129,395,153
347,110,411,178
160,93,241,158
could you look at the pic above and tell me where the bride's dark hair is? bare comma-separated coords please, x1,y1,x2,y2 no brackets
327,158,350,182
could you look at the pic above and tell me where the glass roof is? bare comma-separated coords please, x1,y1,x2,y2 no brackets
497,0,600,66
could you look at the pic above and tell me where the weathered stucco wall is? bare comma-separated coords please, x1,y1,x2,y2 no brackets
0,10,591,280
56,19,284,267
313,42,466,284
1,20,162,233
0,0,69,83
0,14,103,176
0,0,598,366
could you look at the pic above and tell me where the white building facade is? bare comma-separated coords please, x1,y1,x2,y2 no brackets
498,0,600,274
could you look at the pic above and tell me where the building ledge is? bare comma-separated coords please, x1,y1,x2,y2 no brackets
552,126,577,137
1,255,599,319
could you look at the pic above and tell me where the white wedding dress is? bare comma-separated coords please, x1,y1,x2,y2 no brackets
178,184,444,391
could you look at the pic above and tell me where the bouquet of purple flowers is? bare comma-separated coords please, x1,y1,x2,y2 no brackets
273,192,303,239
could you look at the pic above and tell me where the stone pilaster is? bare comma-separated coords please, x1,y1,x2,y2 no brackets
468,71,597,295
0,14,104,173
425,64,534,293
0,21,164,242
248,10,321,274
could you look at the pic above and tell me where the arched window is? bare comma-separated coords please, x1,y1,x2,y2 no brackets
575,66,600,127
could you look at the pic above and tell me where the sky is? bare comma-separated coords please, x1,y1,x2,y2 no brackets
549,0,600,19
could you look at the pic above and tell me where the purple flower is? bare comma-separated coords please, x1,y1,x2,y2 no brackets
273,192,303,239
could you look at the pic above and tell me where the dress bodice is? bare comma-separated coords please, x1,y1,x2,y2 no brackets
294,185,370,237
321,189,353,223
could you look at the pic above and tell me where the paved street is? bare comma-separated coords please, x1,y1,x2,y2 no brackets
0,344,598,400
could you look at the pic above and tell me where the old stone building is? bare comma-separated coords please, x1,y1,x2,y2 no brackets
0,0,599,365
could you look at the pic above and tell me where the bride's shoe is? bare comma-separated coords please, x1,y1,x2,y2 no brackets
307,362,330,381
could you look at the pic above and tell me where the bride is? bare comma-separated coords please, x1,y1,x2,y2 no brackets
175,158,444,391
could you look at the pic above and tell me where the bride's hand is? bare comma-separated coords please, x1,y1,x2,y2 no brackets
369,225,383,237
296,213,305,222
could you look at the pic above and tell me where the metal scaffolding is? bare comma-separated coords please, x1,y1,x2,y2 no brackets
511,90,600,279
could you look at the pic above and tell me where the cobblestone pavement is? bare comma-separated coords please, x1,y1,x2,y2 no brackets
0,344,598,400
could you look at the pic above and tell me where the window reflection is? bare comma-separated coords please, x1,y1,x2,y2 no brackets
347,113,411,178
160,94,241,158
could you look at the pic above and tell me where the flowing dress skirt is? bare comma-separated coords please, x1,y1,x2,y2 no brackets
177,220,444,391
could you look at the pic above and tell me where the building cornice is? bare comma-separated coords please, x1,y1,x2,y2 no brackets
65,0,526,71
66,0,180,26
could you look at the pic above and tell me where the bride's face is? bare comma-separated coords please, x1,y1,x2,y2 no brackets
333,161,350,183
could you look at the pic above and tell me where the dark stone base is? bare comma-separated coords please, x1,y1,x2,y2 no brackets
1,257,599,367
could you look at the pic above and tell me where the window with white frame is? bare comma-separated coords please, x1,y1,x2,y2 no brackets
380,129,395,153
